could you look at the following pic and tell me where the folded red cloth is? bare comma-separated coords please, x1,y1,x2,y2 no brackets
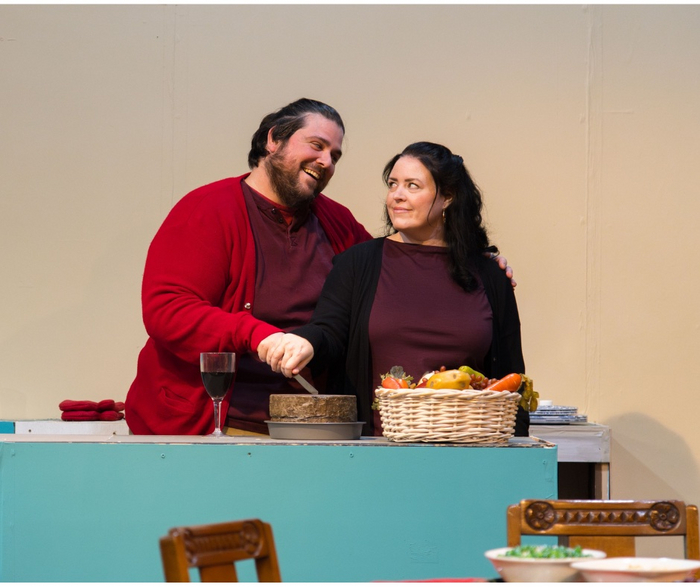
59,400,98,411
61,410,100,421
98,410,124,421
59,399,126,412
96,399,115,411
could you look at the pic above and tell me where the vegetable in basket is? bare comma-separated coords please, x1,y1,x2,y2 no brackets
378,364,539,413
484,372,539,411
486,372,522,391
425,369,471,390
380,365,413,389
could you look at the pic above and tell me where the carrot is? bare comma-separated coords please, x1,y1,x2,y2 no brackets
486,373,522,392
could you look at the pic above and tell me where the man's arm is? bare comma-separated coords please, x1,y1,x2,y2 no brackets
142,189,280,365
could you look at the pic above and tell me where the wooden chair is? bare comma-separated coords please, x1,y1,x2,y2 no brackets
159,518,281,582
507,499,700,561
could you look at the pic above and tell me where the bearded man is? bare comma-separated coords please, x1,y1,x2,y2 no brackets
125,99,371,435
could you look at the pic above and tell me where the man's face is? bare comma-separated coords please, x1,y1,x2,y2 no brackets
264,113,344,208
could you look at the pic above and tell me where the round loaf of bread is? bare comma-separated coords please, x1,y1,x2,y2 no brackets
269,394,357,423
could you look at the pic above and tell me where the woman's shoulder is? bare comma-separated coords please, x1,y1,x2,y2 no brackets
338,237,385,257
474,253,513,289
331,237,385,270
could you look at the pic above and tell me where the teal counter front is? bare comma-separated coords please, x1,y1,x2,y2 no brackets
0,434,556,582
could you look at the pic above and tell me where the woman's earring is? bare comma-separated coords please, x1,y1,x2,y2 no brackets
442,208,446,221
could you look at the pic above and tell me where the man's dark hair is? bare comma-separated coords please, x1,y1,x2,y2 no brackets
248,98,345,169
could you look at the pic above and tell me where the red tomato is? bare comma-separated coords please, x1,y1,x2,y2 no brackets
381,377,409,389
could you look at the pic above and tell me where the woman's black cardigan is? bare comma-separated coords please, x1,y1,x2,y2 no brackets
294,238,529,436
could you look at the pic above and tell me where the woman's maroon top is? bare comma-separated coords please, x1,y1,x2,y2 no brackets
368,239,493,433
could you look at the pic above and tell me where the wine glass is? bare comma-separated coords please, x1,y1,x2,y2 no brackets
200,352,236,437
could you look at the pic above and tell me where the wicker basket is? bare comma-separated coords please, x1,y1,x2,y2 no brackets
375,386,520,444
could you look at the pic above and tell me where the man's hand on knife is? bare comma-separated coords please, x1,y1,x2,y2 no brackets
258,332,315,378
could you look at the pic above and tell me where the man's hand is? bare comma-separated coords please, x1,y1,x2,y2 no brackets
259,333,314,378
488,253,516,288
257,332,284,362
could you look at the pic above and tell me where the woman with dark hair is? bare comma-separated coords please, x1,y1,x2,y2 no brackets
259,141,528,436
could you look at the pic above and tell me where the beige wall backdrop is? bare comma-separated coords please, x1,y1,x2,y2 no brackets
2,3,700,544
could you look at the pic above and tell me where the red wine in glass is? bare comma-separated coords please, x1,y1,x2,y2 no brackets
200,352,236,437
201,371,235,399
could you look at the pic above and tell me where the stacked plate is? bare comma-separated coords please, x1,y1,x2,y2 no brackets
530,404,587,424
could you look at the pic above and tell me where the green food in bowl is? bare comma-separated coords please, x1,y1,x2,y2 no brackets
501,544,592,559
486,546,607,582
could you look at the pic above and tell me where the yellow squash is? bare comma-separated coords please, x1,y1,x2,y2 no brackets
426,369,471,390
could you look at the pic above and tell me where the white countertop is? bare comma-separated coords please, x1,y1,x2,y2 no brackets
530,422,610,463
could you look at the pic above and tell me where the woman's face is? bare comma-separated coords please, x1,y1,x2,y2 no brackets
385,156,449,245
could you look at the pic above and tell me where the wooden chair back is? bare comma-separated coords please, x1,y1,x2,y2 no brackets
159,518,281,582
507,499,700,560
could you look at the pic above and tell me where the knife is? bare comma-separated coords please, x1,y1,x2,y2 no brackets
294,373,320,395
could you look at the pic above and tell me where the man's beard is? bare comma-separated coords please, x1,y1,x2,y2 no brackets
264,146,322,209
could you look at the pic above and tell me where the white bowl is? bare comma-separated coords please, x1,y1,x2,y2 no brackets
485,546,607,582
571,556,700,582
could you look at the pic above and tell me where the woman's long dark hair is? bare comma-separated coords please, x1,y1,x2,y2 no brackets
382,142,495,292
